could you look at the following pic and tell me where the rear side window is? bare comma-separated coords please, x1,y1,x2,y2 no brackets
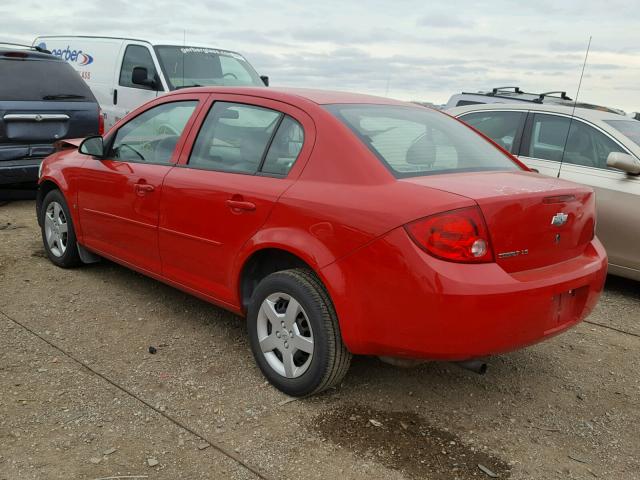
0,58,95,101
459,111,525,153
119,45,159,90
261,116,304,175
189,102,304,176
527,114,568,161
326,104,519,178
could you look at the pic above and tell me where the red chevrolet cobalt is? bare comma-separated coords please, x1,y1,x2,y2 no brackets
37,87,607,396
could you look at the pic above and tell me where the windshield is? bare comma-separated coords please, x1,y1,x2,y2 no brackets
154,46,263,90
326,104,521,178
604,119,640,148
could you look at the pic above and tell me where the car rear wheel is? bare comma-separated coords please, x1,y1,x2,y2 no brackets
247,269,352,397
40,189,81,268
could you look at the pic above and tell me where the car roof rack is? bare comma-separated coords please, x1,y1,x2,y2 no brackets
456,86,624,115
459,86,577,105
489,86,523,95
535,91,573,103
0,41,51,54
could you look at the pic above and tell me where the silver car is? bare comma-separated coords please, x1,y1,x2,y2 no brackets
448,103,640,281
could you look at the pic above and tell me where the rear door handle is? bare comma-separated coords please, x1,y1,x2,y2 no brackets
134,183,155,195
226,199,256,211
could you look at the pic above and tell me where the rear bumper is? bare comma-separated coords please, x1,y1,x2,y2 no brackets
321,227,607,360
0,158,42,185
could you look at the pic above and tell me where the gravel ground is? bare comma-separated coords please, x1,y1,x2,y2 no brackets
1,200,639,480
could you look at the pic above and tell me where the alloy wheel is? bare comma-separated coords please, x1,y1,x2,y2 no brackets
44,201,68,257
256,292,314,378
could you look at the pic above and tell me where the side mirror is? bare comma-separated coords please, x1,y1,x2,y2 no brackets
606,152,640,174
79,135,104,157
132,66,158,89
260,75,269,87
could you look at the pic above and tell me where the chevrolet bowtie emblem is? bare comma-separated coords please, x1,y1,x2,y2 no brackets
551,212,568,226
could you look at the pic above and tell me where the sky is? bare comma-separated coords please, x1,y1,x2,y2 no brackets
3,0,640,112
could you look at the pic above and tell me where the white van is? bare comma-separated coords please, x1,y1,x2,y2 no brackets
33,36,268,130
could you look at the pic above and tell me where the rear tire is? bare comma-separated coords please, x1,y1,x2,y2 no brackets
40,189,82,268
247,269,352,397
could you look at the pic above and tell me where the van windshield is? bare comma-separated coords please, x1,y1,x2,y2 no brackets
154,46,263,89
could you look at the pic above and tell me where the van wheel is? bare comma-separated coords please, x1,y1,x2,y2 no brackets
40,190,81,268
247,269,352,397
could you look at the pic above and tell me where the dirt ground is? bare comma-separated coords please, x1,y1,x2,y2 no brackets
1,200,639,480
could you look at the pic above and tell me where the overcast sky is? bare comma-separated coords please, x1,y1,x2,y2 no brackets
3,0,640,111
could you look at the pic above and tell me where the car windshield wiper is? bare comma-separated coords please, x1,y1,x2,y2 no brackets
174,84,202,90
42,94,86,100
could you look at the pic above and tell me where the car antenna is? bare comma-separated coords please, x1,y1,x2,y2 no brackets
182,29,186,89
558,36,592,178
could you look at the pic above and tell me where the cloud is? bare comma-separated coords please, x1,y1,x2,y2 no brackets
1,0,638,110
417,13,473,29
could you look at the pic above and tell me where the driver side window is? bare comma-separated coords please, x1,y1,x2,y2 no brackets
119,45,159,90
108,101,197,164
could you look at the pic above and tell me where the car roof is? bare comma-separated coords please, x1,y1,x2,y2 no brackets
165,86,411,106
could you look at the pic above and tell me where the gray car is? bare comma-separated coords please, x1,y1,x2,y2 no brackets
448,102,640,281
0,43,100,190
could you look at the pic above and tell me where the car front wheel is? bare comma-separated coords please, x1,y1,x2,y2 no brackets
40,189,81,268
247,269,352,397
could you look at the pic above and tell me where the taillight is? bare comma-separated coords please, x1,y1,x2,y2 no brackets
98,108,104,135
404,206,494,263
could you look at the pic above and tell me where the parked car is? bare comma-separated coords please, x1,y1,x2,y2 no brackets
37,87,607,396
445,86,625,115
0,43,100,189
448,102,640,281
33,36,269,130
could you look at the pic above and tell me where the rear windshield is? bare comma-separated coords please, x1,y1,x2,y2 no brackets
0,58,95,102
326,104,520,178
604,119,640,148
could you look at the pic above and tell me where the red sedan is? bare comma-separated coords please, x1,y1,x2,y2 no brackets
37,87,607,396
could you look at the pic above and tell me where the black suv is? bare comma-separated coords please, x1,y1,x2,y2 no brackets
0,44,100,191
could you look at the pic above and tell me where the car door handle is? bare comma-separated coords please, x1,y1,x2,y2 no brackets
226,199,256,211
134,183,155,194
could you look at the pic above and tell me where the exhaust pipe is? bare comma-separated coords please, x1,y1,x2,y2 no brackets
454,359,487,375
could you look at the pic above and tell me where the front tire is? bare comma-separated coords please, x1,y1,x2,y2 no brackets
40,189,81,268
247,269,352,397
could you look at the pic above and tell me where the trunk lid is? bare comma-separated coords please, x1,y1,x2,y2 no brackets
402,171,596,272
0,100,98,162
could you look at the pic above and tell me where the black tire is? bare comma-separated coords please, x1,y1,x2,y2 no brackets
247,269,352,397
40,189,82,268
